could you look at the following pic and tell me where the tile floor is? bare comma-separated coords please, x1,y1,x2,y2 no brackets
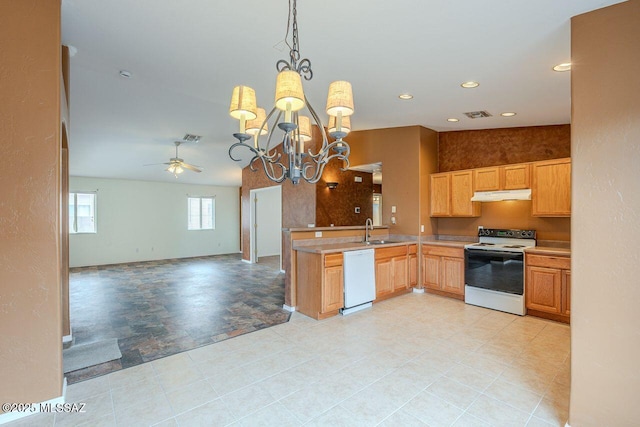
11,293,570,426
66,255,289,383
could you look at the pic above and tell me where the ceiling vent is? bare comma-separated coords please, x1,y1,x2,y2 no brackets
463,110,492,119
183,134,201,143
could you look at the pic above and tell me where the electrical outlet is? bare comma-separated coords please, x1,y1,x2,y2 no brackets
391,216,396,224
355,176,363,183
421,225,425,233
315,231,322,238
355,207,360,213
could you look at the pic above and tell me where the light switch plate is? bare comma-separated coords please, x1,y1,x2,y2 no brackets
315,231,322,238
391,205,397,213
421,225,425,232
355,176,363,183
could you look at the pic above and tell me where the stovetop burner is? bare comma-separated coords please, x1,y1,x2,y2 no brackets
464,228,536,253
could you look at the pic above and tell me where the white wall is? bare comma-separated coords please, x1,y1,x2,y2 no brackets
254,186,282,258
69,177,240,267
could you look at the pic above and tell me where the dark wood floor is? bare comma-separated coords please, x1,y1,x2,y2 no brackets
66,254,289,384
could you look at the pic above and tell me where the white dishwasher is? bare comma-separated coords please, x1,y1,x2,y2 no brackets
341,249,376,315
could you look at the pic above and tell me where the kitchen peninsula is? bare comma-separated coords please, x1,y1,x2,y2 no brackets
286,225,416,319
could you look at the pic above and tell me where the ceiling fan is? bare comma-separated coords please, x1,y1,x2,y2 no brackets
146,141,202,177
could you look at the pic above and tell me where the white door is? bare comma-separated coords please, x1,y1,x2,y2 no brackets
249,186,282,263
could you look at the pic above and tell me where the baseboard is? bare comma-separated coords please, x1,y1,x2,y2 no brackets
280,269,285,274
0,378,67,425
282,304,296,312
241,258,252,264
63,332,73,344
412,287,425,294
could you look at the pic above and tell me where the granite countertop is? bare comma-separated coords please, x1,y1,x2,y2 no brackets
294,240,413,254
525,246,571,256
421,240,475,248
285,225,389,232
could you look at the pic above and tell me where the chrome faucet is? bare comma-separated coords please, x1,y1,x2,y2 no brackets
365,218,373,243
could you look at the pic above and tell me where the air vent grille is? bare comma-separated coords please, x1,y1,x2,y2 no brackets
464,111,492,119
183,134,201,143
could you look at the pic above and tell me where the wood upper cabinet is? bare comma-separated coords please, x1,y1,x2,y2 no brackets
525,252,571,323
473,163,531,192
451,171,479,216
430,171,480,217
430,173,451,216
375,245,411,300
532,158,571,217
422,245,464,298
474,167,500,191
502,163,531,190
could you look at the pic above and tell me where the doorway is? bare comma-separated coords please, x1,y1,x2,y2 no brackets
249,186,283,266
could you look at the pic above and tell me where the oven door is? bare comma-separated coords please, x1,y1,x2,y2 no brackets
464,249,524,295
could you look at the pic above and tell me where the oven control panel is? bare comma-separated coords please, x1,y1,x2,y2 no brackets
478,228,536,239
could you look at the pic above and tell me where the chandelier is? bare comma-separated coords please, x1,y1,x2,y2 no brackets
228,0,354,185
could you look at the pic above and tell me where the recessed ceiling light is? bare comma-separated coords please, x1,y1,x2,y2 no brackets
447,118,459,122
553,62,572,72
398,93,413,100
500,112,517,117
119,70,132,78
461,81,479,88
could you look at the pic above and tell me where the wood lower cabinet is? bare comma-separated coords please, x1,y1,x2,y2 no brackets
375,245,412,301
422,245,465,299
531,158,571,217
296,251,344,320
525,253,571,323
408,244,418,287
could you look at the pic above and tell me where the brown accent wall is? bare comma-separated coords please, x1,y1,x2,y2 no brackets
0,0,63,406
438,125,571,172
316,167,373,227
348,126,423,235
240,128,321,261
570,2,640,425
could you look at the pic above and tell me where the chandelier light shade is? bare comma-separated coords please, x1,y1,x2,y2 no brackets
229,86,257,120
297,116,312,142
246,107,268,136
228,0,354,185
326,81,355,117
274,70,306,113
328,115,351,135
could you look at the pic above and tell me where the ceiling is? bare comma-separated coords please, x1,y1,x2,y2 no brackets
61,0,623,187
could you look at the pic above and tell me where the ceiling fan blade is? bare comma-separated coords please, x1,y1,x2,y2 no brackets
144,162,171,166
181,162,202,173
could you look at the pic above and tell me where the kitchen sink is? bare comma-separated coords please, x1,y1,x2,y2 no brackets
364,240,399,245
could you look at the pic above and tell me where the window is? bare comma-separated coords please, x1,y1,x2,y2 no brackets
188,197,215,230
69,192,96,233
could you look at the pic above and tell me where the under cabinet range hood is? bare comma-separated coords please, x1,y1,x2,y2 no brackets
470,189,532,202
